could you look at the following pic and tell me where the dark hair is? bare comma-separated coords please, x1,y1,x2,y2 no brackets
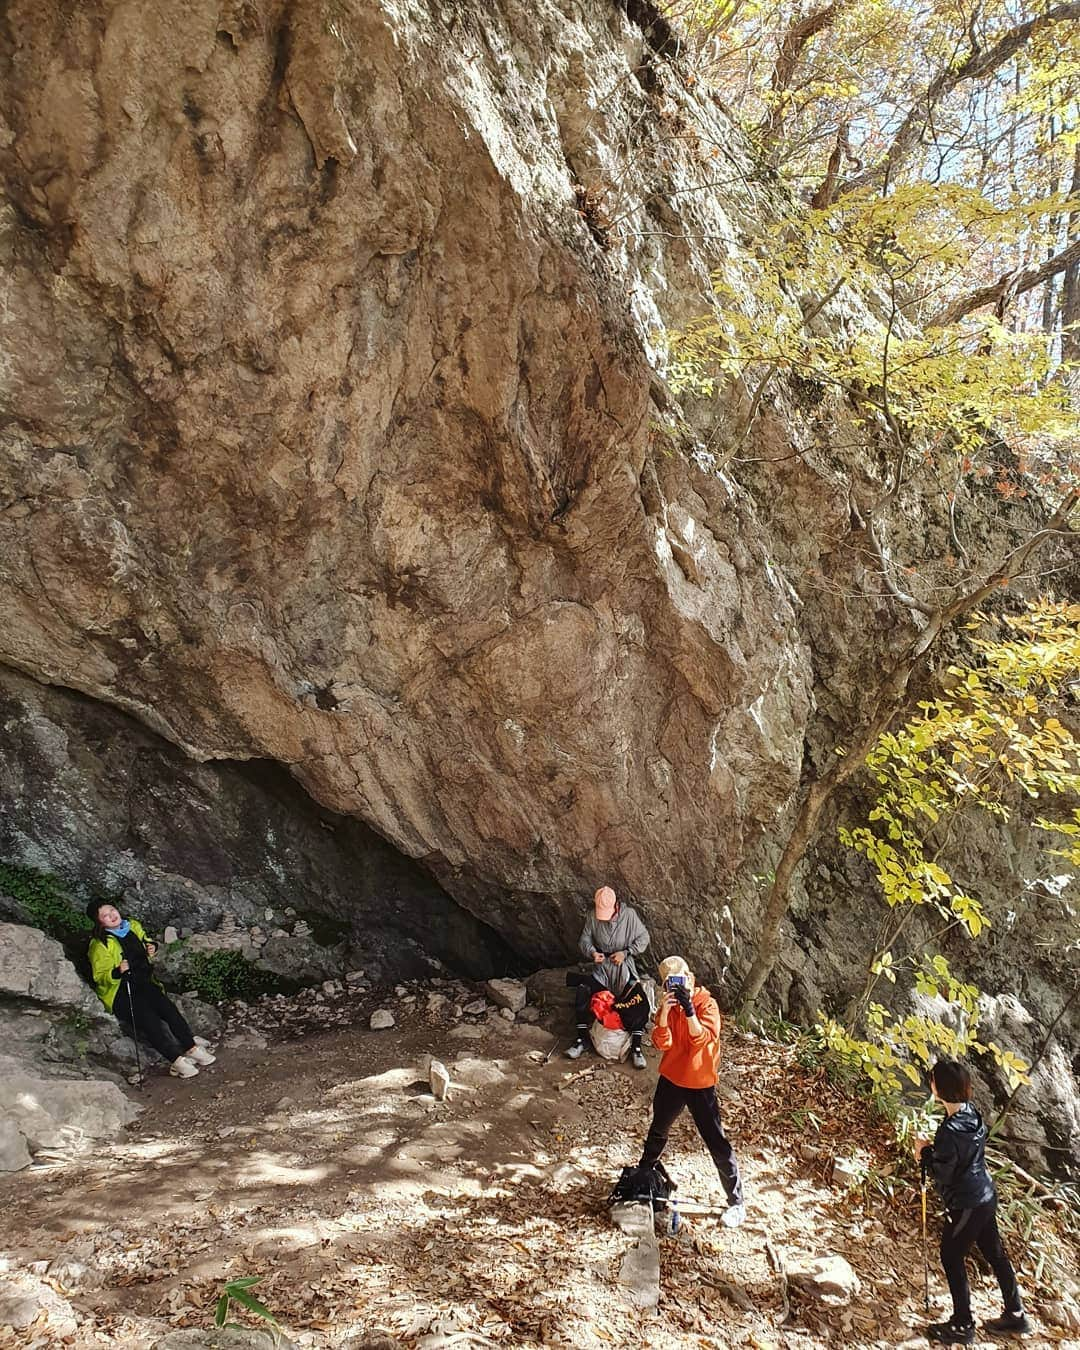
931,1058,973,1102
85,897,121,941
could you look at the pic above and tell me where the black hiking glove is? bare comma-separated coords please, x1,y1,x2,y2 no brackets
674,985,693,1015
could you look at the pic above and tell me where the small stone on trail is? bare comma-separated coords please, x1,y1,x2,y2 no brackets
163,926,179,944
831,1156,862,1187
428,1059,452,1101
463,998,487,1016
517,1005,540,1023
448,1024,483,1041
394,984,408,997
321,981,337,996
498,1006,515,1021
369,1009,395,1030
346,970,366,983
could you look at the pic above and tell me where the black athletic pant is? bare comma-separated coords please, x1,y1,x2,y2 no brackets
940,1200,1022,1326
639,1075,743,1204
574,976,644,1044
115,980,195,1063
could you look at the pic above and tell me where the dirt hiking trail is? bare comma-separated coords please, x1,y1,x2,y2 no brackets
0,981,1073,1349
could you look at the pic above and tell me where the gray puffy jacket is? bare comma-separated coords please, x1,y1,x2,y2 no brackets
578,904,650,996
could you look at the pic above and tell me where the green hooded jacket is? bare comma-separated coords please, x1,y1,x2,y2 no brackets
88,918,154,1012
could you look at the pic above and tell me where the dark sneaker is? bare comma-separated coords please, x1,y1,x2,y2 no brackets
631,1047,647,1070
927,1320,975,1345
985,1312,1032,1336
565,1039,586,1060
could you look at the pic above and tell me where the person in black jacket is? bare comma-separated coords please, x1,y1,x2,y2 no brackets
914,1059,1031,1344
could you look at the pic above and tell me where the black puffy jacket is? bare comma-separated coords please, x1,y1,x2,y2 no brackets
923,1103,996,1211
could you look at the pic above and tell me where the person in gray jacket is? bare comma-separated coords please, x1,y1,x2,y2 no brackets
567,886,650,1068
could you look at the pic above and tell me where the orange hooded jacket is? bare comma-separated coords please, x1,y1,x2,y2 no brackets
651,985,722,1089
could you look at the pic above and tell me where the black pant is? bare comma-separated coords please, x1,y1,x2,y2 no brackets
940,1200,1022,1325
574,975,644,1041
115,980,195,1063
639,1075,743,1204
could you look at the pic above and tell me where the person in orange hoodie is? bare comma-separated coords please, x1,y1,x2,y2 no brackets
637,955,745,1227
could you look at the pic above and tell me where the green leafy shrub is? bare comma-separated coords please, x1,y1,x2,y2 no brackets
214,1275,282,1340
187,949,278,1004
0,861,92,944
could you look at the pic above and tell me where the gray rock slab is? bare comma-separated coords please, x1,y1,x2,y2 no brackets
0,1272,78,1336
0,1116,31,1172
788,1253,861,1304
485,978,527,1012
0,1070,138,1152
153,1329,295,1349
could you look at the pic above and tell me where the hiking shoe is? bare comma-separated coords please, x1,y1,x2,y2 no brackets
927,1319,975,1345
169,1055,199,1078
631,1046,647,1070
985,1312,1032,1336
187,1045,216,1066
565,1039,586,1060
193,1035,216,1050
721,1202,746,1228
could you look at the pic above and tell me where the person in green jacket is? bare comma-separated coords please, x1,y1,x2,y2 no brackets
86,899,215,1079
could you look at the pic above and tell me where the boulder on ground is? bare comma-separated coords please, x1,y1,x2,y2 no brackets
0,1058,139,1156
153,1329,295,1349
174,994,224,1040
485,978,527,1012
0,1118,31,1172
524,967,576,1014
0,922,96,1009
370,1009,394,1030
0,1271,78,1336
788,1253,861,1305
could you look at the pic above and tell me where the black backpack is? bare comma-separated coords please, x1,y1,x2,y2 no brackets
608,1161,675,1209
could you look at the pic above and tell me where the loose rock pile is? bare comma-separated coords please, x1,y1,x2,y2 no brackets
218,975,539,1049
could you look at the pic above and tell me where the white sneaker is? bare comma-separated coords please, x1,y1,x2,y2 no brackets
565,1039,586,1059
169,1056,199,1078
193,1035,216,1050
187,1046,216,1066
722,1203,746,1228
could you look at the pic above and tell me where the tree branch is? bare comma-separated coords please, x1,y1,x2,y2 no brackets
757,3,846,153
837,3,1080,196
927,237,1080,328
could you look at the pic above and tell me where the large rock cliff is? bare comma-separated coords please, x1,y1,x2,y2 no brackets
2,0,819,969
1,0,1076,1163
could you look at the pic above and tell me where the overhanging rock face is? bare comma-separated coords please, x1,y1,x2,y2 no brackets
0,0,813,970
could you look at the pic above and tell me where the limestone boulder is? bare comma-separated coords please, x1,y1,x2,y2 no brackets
153,1330,296,1350
0,921,96,1009
788,1254,861,1306
0,1056,139,1159
485,977,527,1012
0,1271,78,1337
0,1118,31,1172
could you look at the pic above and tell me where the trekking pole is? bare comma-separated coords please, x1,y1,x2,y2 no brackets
920,1152,930,1311
124,974,143,1090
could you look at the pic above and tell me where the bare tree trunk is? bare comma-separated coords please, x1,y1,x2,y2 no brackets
736,491,1079,1010
736,647,925,1006
1061,143,1080,381
1042,118,1061,338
